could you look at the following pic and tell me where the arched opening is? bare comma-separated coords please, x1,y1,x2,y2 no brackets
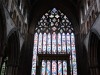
88,32,100,75
0,11,5,56
0,31,20,75
0,4,6,68
31,8,77,75
97,39,100,74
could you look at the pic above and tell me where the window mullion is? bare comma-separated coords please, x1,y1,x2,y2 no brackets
61,32,62,54
57,60,58,75
62,60,63,75
45,60,47,75
50,19,52,54
37,32,39,54
42,32,43,54
51,60,52,75
46,33,48,54
56,32,58,54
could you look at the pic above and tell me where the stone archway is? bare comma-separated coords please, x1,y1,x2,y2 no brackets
0,31,20,75
0,3,6,68
88,32,100,75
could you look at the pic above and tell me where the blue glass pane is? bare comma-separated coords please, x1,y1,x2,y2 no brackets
52,32,56,54
52,8,57,13
47,33,51,54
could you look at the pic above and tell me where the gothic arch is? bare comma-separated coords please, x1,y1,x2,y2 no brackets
0,3,7,57
82,44,90,75
88,31,100,75
29,0,78,34
0,31,20,75
18,34,34,75
30,8,78,75
29,4,80,73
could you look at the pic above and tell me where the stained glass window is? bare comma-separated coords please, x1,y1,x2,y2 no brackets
31,8,77,75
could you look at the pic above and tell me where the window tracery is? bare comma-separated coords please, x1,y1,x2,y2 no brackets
31,8,77,75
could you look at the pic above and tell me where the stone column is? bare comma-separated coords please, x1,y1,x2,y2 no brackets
96,0,100,12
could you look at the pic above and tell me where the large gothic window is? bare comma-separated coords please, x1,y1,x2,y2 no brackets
31,8,77,75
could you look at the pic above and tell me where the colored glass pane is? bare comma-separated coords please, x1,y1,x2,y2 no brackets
52,18,57,22
31,33,38,75
63,61,67,75
46,61,51,75
33,33,38,53
49,14,54,18
52,27,57,31
71,33,77,75
38,33,42,53
41,60,46,75
52,61,57,75
58,61,62,75
43,33,47,53
55,14,60,18
47,33,51,53
67,33,70,53
58,33,61,53
52,8,57,13
62,33,66,53
52,32,56,54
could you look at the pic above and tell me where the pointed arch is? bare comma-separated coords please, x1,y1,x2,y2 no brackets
31,8,77,75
